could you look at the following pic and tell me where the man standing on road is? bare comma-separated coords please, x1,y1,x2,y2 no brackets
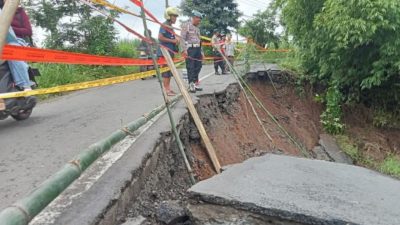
225,33,235,72
157,7,180,96
211,30,225,75
180,10,204,93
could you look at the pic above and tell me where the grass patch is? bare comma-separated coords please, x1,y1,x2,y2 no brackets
336,134,400,178
372,109,400,129
380,156,400,178
29,39,145,100
33,64,139,100
261,51,290,64
335,135,359,160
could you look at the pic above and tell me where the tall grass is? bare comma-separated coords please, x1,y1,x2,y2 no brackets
112,39,141,58
33,39,141,91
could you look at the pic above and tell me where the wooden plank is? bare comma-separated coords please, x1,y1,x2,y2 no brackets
161,48,221,173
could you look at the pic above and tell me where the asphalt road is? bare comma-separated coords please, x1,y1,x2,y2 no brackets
0,65,215,210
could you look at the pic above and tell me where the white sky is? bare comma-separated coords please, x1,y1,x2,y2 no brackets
115,0,271,39
32,0,271,45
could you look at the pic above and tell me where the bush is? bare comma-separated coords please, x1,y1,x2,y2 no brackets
380,156,400,178
113,39,141,58
278,0,400,133
320,87,344,134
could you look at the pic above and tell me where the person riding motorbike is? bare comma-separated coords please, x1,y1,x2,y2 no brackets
0,3,37,120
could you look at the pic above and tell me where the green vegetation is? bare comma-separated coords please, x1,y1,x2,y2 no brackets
238,3,280,48
23,0,144,98
180,0,242,36
112,39,141,58
336,135,400,178
27,1,117,55
335,135,365,164
380,156,400,178
33,39,141,99
274,0,400,132
372,110,400,129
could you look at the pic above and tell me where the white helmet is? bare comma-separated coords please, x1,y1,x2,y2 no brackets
164,7,179,20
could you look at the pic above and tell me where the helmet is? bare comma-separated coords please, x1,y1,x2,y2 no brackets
164,7,179,20
191,10,203,19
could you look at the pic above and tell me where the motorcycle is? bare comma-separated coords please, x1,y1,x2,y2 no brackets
0,61,37,121
137,45,156,80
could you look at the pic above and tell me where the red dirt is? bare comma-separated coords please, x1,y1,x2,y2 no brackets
343,106,400,162
191,80,324,180
191,79,400,180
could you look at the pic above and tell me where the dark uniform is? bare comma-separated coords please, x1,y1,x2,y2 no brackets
180,21,203,87
211,33,226,74
157,21,177,78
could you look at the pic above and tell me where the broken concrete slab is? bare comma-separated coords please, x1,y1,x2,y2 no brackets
312,146,331,161
319,134,353,164
188,203,303,225
188,154,400,225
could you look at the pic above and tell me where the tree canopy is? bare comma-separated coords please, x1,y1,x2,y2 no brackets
180,0,242,36
26,0,117,55
276,0,400,133
238,6,280,48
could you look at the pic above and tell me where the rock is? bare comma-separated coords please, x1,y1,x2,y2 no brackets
312,146,331,161
319,134,353,164
188,203,301,225
121,215,147,225
188,122,200,140
188,154,400,225
156,200,188,225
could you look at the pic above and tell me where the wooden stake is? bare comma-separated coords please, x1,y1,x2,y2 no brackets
161,48,222,173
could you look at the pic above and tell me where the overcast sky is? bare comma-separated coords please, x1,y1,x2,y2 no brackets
32,0,271,45
110,0,270,39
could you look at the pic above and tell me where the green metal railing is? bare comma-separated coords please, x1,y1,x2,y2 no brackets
0,95,180,225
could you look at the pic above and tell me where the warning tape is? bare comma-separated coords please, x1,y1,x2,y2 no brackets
83,0,224,64
89,0,212,42
1,45,182,65
0,67,171,99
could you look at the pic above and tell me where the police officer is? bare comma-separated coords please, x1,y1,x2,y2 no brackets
158,7,179,96
180,10,204,93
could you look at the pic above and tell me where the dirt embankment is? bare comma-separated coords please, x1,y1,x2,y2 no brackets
186,75,325,180
123,72,400,224
187,74,400,180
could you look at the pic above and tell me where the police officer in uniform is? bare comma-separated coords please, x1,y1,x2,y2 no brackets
180,10,204,93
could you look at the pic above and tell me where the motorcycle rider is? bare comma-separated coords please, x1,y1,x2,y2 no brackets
0,1,34,91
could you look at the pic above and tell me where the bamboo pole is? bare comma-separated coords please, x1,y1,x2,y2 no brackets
161,48,222,173
0,0,20,64
0,96,181,225
138,0,196,184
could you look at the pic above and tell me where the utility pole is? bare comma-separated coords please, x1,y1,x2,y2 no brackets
0,0,20,63
165,0,169,8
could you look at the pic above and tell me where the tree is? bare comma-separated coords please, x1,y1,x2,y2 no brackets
238,6,280,48
26,0,117,55
277,0,400,133
180,0,241,36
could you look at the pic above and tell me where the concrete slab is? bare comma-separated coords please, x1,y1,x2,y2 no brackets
189,154,400,225
249,63,281,73
319,134,353,164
